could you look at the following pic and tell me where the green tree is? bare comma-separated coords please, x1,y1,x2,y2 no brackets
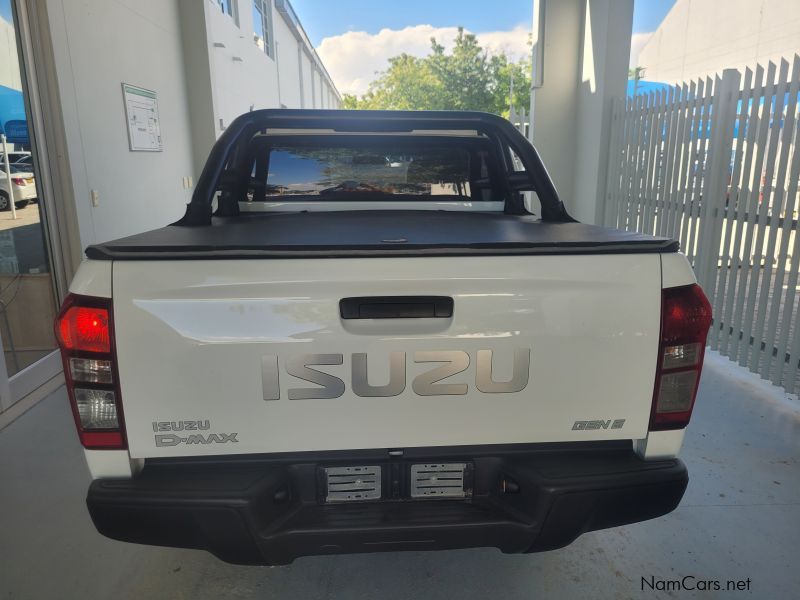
489,53,532,116
344,27,530,116
341,94,360,109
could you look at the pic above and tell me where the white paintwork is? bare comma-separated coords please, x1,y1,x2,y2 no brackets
69,252,702,474
660,252,698,289
0,169,37,201
634,429,686,460
69,260,132,478
238,201,506,212
68,260,112,298
84,449,140,479
112,254,663,459
627,252,697,459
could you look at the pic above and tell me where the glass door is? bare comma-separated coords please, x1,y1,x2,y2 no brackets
0,0,62,410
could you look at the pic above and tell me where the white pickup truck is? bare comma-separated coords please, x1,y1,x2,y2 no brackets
55,110,712,565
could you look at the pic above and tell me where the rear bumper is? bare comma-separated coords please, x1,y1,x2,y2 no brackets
11,185,36,201
87,443,688,565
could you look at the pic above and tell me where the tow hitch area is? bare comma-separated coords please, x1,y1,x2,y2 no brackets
87,445,688,565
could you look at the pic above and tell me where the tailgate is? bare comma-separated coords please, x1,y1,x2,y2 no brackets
113,255,661,458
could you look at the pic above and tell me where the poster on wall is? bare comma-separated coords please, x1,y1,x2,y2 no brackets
122,83,162,152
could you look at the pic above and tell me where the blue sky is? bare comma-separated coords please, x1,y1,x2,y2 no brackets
292,0,675,46
302,0,676,94
1,0,677,41
0,0,12,23
0,0,676,95
633,0,676,33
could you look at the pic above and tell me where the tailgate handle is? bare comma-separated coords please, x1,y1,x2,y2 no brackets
340,296,453,319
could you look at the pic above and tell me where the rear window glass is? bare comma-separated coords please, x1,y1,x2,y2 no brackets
261,143,474,199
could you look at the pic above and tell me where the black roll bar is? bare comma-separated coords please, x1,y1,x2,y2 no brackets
174,109,575,226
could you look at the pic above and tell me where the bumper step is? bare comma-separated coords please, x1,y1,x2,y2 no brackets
87,444,688,565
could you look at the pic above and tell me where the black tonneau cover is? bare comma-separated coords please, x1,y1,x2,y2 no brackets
86,211,678,260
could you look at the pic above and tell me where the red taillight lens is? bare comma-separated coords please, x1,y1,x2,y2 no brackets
56,306,110,353
650,284,712,431
55,294,126,449
11,177,25,186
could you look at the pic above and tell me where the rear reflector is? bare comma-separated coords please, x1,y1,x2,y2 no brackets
55,294,126,450
74,388,119,429
650,284,712,431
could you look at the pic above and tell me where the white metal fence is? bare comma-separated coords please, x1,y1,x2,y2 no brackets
604,55,800,393
509,105,529,138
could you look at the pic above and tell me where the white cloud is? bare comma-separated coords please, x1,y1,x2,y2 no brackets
629,32,653,69
317,24,532,96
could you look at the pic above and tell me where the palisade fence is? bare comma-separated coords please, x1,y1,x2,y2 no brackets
509,105,529,139
604,55,800,393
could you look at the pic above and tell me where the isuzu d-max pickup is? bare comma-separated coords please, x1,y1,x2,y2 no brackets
55,110,711,565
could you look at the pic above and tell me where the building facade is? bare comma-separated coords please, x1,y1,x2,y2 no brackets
637,0,800,84
0,0,339,414
46,0,339,253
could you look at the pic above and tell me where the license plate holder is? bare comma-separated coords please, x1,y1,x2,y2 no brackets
410,462,472,499
324,465,382,503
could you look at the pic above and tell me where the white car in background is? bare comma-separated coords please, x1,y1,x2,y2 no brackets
0,151,31,165
11,153,33,169
0,162,35,210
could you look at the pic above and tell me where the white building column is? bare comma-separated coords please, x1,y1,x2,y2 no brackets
531,0,633,224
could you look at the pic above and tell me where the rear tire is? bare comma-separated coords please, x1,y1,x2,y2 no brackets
0,192,9,211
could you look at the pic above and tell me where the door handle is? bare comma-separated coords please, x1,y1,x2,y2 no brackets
340,296,453,319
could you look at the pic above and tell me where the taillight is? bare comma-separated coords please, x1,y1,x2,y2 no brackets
650,284,712,430
11,177,25,186
55,294,126,449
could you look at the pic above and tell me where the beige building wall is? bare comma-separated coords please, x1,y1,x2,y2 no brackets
638,0,800,84
0,16,21,90
41,0,340,252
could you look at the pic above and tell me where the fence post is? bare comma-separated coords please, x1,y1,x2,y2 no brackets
603,97,621,226
695,69,741,292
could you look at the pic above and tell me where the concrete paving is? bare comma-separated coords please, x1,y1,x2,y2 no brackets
1,351,798,600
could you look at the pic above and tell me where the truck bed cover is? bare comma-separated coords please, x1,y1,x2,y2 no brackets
86,211,678,260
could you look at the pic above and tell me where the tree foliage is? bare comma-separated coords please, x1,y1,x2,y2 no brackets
343,27,531,117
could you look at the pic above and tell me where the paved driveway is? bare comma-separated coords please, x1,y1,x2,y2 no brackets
0,352,798,599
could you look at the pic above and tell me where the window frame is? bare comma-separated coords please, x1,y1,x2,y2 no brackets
212,0,239,26
252,0,275,58
239,135,505,205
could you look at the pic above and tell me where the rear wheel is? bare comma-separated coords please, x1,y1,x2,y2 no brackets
0,192,9,211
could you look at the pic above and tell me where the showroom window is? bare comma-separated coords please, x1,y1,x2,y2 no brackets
252,0,275,58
